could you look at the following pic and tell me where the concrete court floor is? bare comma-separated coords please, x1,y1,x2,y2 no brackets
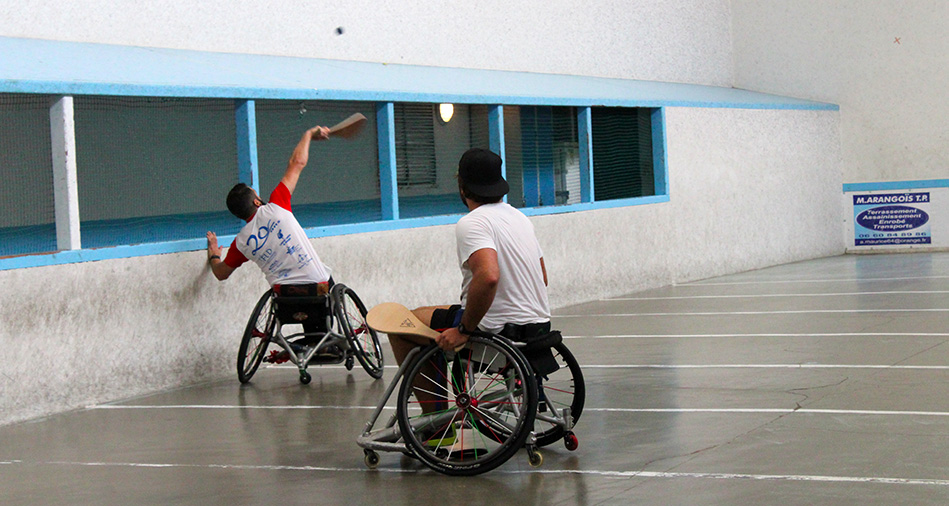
1,252,947,505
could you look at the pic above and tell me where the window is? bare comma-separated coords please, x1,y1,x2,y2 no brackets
256,100,381,227
0,94,56,256
73,96,239,247
504,106,580,208
395,103,437,188
504,105,659,208
395,103,490,218
591,107,656,201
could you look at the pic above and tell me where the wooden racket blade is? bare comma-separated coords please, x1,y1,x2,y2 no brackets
327,113,367,139
366,302,439,340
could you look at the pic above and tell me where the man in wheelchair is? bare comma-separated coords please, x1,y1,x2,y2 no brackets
206,125,338,360
388,148,555,411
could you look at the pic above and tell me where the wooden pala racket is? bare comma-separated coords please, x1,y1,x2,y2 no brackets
366,302,439,340
367,302,469,351
327,113,367,139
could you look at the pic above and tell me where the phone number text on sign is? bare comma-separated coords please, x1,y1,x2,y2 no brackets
853,193,931,246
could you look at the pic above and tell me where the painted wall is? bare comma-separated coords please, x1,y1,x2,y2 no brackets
0,107,842,425
732,0,948,184
0,1,734,86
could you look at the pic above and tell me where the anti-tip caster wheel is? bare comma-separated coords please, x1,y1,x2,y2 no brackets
564,432,579,451
300,371,312,384
528,449,544,468
364,450,380,469
346,356,355,371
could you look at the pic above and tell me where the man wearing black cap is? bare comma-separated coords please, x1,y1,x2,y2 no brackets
388,148,551,400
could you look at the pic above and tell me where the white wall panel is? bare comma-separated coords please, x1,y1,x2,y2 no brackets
2,0,734,86
732,0,949,183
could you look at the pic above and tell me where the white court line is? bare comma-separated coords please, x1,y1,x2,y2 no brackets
591,408,949,417
556,309,949,318
605,290,949,301
7,460,949,487
582,364,949,370
561,332,949,339
87,405,949,417
269,363,949,373
272,354,949,370
687,274,949,286
89,404,382,410
266,364,399,370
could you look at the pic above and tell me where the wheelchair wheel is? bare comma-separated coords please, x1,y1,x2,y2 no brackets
397,336,538,476
533,342,585,448
237,290,275,384
332,284,384,379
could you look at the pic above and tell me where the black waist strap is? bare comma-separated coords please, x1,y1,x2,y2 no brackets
500,321,552,340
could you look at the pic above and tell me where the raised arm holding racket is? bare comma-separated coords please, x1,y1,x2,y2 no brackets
204,116,366,352
206,114,366,281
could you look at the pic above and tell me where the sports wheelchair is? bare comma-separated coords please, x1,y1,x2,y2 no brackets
237,283,384,384
357,327,583,476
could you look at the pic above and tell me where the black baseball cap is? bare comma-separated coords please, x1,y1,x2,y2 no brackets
458,148,509,198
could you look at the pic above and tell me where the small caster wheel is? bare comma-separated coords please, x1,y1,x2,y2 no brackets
300,371,312,384
528,449,543,467
364,450,380,469
564,432,579,451
346,356,355,371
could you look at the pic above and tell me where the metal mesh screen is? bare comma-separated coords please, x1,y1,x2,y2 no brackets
591,107,655,201
73,96,239,248
255,100,381,227
0,94,57,256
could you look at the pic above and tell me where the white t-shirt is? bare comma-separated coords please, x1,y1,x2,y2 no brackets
226,183,332,286
456,202,551,332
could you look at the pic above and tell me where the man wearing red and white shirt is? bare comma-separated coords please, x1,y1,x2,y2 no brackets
206,125,332,285
206,126,337,357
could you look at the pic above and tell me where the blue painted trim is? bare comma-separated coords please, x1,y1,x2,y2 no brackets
0,239,206,271
0,79,840,111
652,107,669,197
520,195,671,216
235,100,259,192
488,106,507,204
489,105,505,162
0,196,670,271
376,102,399,220
0,37,839,111
577,107,594,202
842,179,949,192
521,107,540,207
0,80,841,111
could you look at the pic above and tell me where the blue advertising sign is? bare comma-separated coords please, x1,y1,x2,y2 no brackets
853,193,931,246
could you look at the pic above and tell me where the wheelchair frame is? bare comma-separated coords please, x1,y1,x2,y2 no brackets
357,329,583,476
237,283,384,384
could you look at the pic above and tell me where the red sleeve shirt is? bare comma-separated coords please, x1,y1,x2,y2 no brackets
223,238,247,268
269,182,292,211
222,182,293,269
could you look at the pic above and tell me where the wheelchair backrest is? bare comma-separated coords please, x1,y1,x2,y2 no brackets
273,294,329,325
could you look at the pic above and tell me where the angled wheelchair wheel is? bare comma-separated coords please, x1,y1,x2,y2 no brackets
533,342,585,447
397,336,538,476
237,290,275,384
332,284,384,379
